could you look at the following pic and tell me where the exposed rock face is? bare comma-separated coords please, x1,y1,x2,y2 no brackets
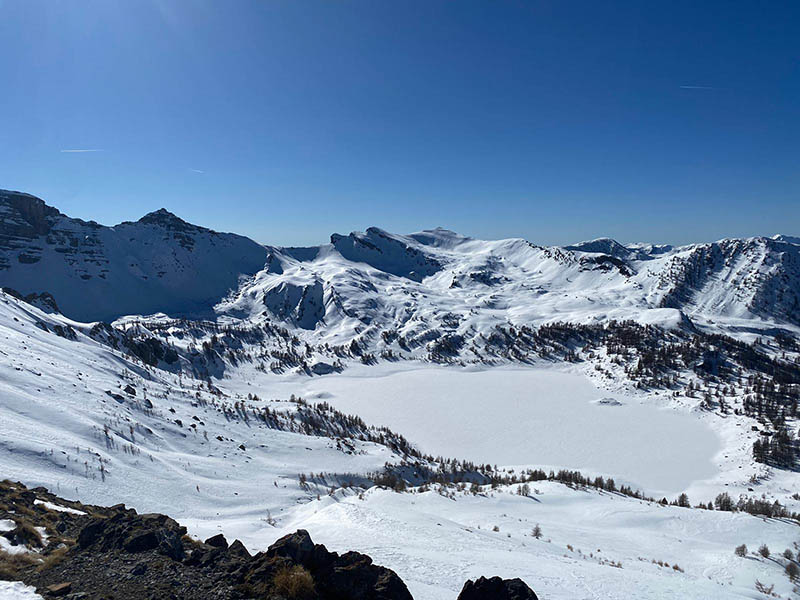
457,576,539,600
261,278,325,330
0,189,61,236
251,529,413,600
77,509,187,561
1,287,60,313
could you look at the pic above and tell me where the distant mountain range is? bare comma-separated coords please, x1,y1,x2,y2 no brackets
2,189,797,337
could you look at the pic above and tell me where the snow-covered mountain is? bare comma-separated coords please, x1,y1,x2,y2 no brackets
0,189,269,321
222,226,800,352
3,190,798,337
2,189,800,599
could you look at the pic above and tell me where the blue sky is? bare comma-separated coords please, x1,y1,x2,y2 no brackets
0,1,797,246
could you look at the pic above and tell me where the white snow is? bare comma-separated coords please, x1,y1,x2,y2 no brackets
266,483,800,600
2,291,797,598
0,581,44,600
213,228,800,350
33,499,87,515
0,536,29,556
0,518,15,532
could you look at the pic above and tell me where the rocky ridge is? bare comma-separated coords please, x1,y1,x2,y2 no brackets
0,481,538,600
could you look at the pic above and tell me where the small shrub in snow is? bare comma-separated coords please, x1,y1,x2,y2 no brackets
754,580,774,595
758,544,770,559
735,544,748,557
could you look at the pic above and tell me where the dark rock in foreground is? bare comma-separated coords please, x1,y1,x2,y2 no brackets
458,576,539,600
0,480,537,599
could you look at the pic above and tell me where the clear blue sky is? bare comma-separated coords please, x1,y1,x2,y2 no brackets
0,1,797,246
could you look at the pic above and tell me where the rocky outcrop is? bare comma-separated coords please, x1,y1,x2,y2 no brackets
0,189,61,238
76,509,187,561
1,287,60,313
457,576,539,600
657,237,800,325
262,279,326,330
1,481,539,600
0,481,415,600
248,529,413,600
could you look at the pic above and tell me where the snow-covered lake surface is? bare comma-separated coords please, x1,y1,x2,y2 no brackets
303,367,720,495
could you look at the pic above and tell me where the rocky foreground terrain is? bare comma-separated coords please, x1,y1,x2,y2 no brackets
0,480,537,600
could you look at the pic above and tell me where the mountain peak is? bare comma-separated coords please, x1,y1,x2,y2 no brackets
772,234,800,245
408,228,470,248
564,238,632,258
138,207,184,224
136,208,203,233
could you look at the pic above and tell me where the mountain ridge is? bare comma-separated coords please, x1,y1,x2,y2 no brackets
0,189,269,321
1,189,799,333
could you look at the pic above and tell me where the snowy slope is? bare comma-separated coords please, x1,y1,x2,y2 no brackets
271,483,800,600
0,290,405,517
2,291,800,600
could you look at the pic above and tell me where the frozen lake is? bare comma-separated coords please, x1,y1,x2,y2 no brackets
302,366,720,495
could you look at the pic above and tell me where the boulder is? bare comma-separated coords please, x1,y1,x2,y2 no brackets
123,530,159,553
77,510,186,560
228,539,251,559
266,529,316,565
45,582,72,596
244,529,413,600
457,576,538,600
205,533,228,549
